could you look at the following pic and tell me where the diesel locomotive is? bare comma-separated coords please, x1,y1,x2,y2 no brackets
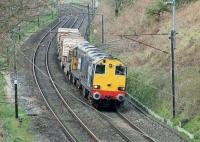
57,28,127,108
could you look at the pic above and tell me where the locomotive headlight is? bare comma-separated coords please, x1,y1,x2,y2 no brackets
118,87,125,91
93,92,101,100
117,94,125,102
93,85,100,89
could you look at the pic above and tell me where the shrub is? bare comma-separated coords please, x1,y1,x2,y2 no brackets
146,0,198,21
127,71,158,108
146,0,170,21
115,0,136,16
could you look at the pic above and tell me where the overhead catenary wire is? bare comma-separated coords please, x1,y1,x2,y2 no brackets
16,40,194,139
111,32,170,37
94,35,169,54
16,35,187,101
123,36,169,54
12,23,192,142
16,38,178,105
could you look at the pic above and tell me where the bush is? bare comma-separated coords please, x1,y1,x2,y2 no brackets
127,71,158,108
146,0,198,21
146,0,170,21
115,0,136,16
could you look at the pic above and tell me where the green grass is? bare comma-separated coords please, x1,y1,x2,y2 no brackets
127,69,158,108
146,0,170,21
94,0,200,141
183,114,200,141
127,66,200,141
0,9,59,142
0,56,8,71
0,74,34,142
16,12,58,42
89,28,98,43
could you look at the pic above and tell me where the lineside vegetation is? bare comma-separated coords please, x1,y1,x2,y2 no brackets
93,0,200,141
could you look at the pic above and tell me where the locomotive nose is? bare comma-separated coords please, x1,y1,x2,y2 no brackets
116,94,125,102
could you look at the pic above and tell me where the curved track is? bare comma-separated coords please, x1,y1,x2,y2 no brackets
47,37,156,141
118,96,187,142
32,4,186,142
33,8,100,141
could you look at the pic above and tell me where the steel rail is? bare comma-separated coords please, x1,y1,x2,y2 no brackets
46,65,151,141
116,111,158,142
76,14,85,29
47,76,143,141
42,16,154,142
96,112,133,142
32,16,78,142
37,5,184,142
46,14,101,142
38,6,147,142
33,9,100,141
125,94,186,141
47,15,134,142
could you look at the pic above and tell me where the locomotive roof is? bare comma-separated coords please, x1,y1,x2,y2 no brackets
86,49,102,55
77,44,113,63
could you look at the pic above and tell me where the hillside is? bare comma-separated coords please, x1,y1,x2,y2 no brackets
92,0,200,141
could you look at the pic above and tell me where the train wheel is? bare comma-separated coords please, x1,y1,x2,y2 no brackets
72,76,76,86
93,101,99,109
88,95,93,105
114,101,124,109
61,62,64,69
58,56,61,62
85,89,89,99
68,73,72,82
82,87,89,99
76,80,81,89
70,75,73,83
89,95,99,109
82,87,86,97
79,86,83,95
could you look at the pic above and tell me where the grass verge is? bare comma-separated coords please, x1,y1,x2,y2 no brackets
0,10,59,142
18,12,58,42
0,74,33,142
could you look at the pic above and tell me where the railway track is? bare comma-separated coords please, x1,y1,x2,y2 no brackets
48,38,157,141
44,8,157,141
116,111,156,141
46,12,151,142
48,36,186,142
116,111,157,142
31,4,186,142
33,7,101,141
117,96,188,142
33,15,78,142
46,17,100,142
97,110,156,142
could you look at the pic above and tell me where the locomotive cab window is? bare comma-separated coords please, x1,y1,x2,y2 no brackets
115,65,126,75
95,64,105,74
